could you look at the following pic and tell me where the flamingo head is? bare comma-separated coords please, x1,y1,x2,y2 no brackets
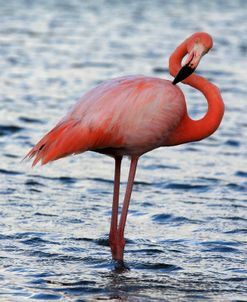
172,32,213,85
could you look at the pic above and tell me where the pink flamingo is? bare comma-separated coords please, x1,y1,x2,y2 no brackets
27,32,224,269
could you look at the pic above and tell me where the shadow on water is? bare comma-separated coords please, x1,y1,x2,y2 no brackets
26,264,242,302
28,269,176,301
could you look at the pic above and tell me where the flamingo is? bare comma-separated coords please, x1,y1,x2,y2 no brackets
26,32,224,269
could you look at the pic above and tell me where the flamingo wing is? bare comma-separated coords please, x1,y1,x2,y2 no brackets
27,76,185,166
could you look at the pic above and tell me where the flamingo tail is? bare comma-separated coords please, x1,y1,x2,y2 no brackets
26,120,91,166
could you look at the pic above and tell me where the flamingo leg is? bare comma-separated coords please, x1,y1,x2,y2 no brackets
109,156,122,259
113,156,139,267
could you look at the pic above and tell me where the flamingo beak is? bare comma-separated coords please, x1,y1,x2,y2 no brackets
172,42,206,85
172,64,195,85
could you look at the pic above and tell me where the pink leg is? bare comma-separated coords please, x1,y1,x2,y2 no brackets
113,156,139,265
109,156,122,258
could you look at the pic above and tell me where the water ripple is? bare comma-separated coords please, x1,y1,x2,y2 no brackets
152,213,199,225
0,125,23,136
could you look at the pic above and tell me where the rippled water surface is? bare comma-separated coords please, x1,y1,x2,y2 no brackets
0,0,247,301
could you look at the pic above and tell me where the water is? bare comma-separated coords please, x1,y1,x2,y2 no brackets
0,0,247,301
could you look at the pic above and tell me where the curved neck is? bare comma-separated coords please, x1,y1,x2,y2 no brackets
167,40,225,146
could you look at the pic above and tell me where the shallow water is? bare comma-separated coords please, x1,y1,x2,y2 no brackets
0,0,247,301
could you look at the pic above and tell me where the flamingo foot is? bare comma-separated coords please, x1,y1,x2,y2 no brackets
112,259,130,272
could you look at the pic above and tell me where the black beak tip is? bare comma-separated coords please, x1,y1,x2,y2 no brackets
172,77,180,85
172,64,195,85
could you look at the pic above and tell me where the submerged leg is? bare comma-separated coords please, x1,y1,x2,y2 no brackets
113,156,139,267
109,156,122,258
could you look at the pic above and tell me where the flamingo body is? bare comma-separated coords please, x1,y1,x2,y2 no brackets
27,32,224,269
28,76,186,164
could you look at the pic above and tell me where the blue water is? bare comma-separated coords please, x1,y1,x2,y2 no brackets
0,0,247,301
